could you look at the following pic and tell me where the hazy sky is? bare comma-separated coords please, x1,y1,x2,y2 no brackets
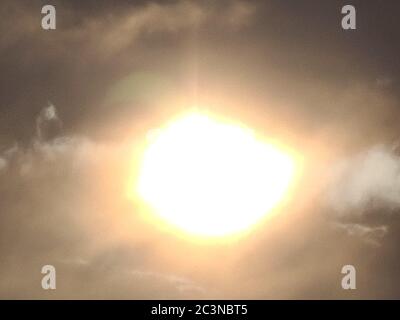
1,0,400,299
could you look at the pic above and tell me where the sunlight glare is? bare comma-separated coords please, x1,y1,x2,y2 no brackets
136,112,296,237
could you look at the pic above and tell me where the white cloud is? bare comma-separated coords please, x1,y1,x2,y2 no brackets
327,145,400,215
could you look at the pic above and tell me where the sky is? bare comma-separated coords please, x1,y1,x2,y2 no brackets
1,0,400,299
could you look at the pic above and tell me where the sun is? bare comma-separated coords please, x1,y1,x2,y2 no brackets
135,112,296,238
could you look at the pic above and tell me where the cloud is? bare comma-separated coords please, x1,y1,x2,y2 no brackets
0,0,256,59
131,269,206,295
0,104,99,176
334,222,388,247
36,103,62,142
0,143,20,173
68,0,256,57
0,157,7,172
1,0,400,299
0,102,212,299
219,1,256,29
327,145,400,215
324,144,400,245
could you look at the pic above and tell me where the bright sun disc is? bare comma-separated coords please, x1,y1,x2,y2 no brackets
136,112,295,237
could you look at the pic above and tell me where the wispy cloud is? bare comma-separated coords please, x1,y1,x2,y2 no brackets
333,222,388,247
131,269,206,295
1,0,257,59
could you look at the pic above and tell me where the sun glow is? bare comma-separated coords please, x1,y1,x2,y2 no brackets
136,112,296,238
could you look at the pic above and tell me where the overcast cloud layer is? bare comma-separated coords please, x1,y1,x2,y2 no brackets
1,0,400,299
